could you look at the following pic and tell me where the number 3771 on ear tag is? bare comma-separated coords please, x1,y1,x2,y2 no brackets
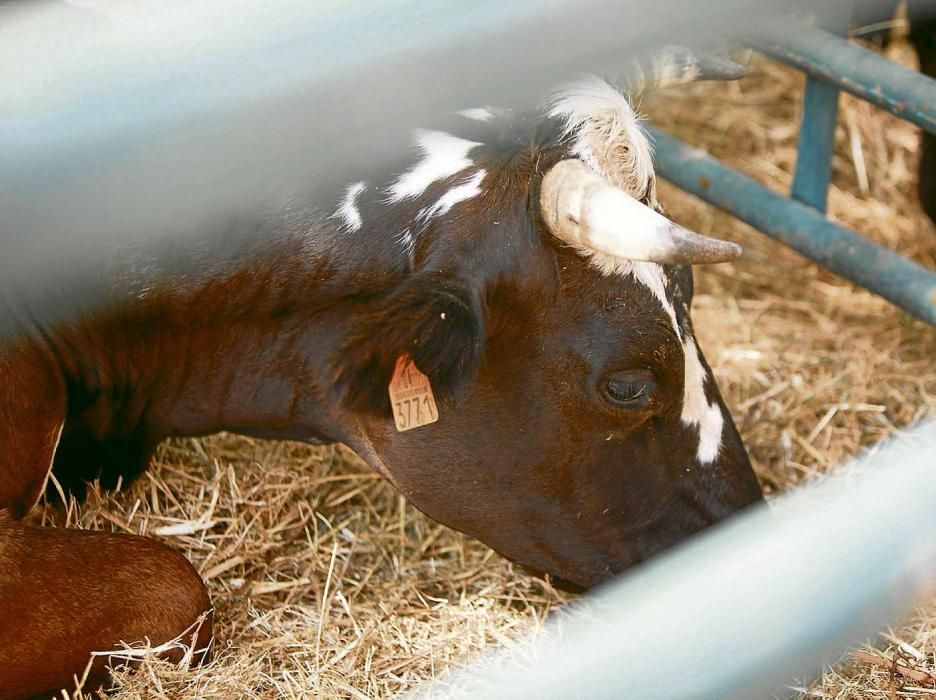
388,356,439,432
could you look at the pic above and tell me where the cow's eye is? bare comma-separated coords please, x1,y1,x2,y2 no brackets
602,370,656,411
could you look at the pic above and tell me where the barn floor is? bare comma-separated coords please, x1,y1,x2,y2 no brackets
35,41,935,700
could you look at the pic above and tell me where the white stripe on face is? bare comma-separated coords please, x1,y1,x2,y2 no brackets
584,253,725,464
680,335,724,464
387,130,481,202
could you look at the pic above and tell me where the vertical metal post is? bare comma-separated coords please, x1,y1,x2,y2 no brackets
790,5,852,212
791,79,840,211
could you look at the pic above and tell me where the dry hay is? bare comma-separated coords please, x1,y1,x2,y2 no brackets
27,39,936,700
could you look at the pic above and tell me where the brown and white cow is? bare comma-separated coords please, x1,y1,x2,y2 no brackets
0,49,763,697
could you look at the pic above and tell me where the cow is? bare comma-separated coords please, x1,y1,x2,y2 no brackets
0,48,764,698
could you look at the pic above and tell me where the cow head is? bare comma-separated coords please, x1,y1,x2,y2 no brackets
327,53,763,589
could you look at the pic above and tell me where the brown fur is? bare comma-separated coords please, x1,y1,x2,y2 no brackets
0,340,66,518
0,512,211,699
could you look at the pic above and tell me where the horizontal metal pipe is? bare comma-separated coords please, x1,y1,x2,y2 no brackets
752,19,936,133
0,0,805,340
423,421,936,699
648,127,936,325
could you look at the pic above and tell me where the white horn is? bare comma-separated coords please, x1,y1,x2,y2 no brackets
539,159,741,265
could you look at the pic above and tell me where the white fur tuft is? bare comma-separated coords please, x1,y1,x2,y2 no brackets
417,169,486,225
332,181,367,232
548,76,657,206
396,228,416,260
387,130,481,202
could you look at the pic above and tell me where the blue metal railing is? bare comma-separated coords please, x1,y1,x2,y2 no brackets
648,129,936,323
651,17,936,325
419,422,936,699
756,20,936,132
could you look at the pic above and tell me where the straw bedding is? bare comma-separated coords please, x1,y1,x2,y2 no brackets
30,39,935,700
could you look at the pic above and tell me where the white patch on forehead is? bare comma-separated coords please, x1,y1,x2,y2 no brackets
589,254,725,464
681,336,725,464
332,181,367,232
631,263,679,331
457,107,495,122
417,169,486,224
387,130,481,202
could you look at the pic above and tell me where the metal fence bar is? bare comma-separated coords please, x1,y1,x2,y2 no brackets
0,0,804,340
427,421,936,699
753,19,936,133
648,127,936,324
790,76,840,212
789,9,849,212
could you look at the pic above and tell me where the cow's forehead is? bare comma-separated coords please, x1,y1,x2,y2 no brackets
329,78,726,465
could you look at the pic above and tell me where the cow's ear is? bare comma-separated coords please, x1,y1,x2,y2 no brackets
330,272,486,416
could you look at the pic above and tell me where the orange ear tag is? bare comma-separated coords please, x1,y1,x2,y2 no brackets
387,355,439,432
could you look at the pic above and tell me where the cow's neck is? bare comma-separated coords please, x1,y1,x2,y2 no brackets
142,225,406,447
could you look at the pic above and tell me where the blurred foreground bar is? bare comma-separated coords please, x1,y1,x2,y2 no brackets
426,421,936,699
0,0,798,338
